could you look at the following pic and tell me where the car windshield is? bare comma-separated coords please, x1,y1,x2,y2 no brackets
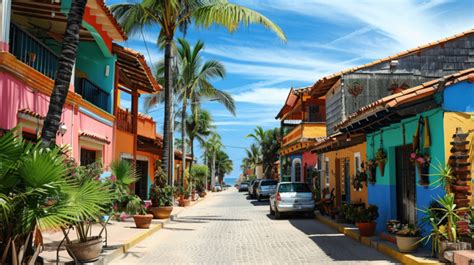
278,183,311,193
261,180,278,186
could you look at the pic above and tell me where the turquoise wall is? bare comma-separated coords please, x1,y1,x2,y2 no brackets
75,41,116,113
366,108,445,235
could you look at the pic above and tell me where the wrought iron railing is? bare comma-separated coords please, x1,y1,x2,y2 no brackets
9,23,59,79
75,78,110,112
116,108,133,133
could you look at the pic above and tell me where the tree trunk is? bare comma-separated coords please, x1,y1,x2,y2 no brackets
181,98,187,190
162,38,174,184
211,151,216,188
189,135,195,173
41,0,87,147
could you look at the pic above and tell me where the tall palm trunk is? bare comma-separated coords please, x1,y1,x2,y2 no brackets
162,38,174,184
181,98,187,190
211,151,216,188
41,0,87,146
189,135,195,173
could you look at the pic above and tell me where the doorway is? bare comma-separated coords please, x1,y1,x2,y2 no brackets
343,158,351,203
395,145,416,224
124,158,149,200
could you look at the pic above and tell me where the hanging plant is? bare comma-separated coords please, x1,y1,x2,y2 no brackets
410,152,431,186
352,173,364,191
375,148,387,176
365,160,377,184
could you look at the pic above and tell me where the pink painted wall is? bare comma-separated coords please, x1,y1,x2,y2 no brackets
0,72,113,166
302,151,317,182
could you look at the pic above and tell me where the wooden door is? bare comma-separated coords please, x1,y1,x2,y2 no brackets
335,158,341,207
343,158,351,203
395,145,416,223
135,160,149,200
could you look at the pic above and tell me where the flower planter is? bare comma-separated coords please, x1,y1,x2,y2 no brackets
199,192,206,198
396,235,421,253
133,214,153,228
377,161,385,176
148,206,173,219
179,198,191,207
65,236,103,263
356,222,376,237
416,163,430,186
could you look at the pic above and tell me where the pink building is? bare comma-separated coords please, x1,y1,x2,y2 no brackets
0,0,126,166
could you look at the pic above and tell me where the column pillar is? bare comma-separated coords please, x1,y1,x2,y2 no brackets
0,0,12,52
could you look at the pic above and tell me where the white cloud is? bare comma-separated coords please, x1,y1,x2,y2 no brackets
232,88,290,106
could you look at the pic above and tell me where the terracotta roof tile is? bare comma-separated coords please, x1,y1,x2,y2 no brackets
95,0,127,41
79,132,110,144
336,68,474,131
18,109,45,120
310,29,474,97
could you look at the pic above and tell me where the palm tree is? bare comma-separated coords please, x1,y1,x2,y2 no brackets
243,143,261,175
261,128,280,177
186,109,215,171
112,0,286,179
246,126,266,146
145,38,235,185
41,0,87,146
215,150,233,185
201,133,222,189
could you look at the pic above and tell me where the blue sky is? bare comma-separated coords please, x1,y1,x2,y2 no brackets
109,0,474,181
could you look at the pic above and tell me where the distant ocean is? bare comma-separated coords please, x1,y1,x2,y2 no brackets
224,178,237,186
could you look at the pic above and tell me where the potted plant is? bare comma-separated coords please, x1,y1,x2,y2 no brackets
396,224,421,253
149,167,175,219
355,205,379,237
179,188,191,207
123,194,153,228
375,148,387,176
410,152,431,185
64,162,114,263
352,172,364,191
365,160,377,184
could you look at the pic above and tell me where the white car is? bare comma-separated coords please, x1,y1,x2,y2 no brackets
214,184,222,192
269,182,315,219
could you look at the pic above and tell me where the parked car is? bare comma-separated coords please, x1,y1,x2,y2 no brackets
214,184,222,192
247,179,256,196
249,179,261,199
256,179,278,201
269,182,315,219
239,182,249,192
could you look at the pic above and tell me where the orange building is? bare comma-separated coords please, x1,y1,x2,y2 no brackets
112,45,191,199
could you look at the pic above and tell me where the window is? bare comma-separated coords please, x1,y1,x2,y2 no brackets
294,160,302,182
308,105,320,122
279,183,311,192
80,148,97,166
354,152,361,173
325,158,330,187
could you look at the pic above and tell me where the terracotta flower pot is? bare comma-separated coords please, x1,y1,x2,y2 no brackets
179,198,191,207
396,235,421,253
356,222,376,237
133,214,153,228
148,206,173,219
65,236,103,262
378,161,385,176
199,192,206,198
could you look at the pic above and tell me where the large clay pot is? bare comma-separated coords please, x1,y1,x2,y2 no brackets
356,222,376,237
179,198,191,207
133,214,153,228
148,206,173,219
199,192,206,198
65,236,103,262
396,235,421,253
378,161,385,176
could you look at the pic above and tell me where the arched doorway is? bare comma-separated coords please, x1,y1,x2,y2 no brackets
291,158,302,182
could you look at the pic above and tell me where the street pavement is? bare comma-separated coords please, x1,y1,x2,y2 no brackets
110,188,397,264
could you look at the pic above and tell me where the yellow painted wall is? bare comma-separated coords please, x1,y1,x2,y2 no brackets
302,123,326,138
443,112,474,206
323,142,368,206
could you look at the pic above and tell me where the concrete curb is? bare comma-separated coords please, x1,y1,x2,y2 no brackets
315,214,442,265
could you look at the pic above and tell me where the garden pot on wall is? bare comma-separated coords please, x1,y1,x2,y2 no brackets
396,235,421,253
356,222,376,237
65,236,103,262
148,206,173,219
133,214,153,228
416,164,430,186
378,161,385,176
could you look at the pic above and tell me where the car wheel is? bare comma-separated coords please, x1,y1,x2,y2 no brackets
275,209,281,220
269,205,275,215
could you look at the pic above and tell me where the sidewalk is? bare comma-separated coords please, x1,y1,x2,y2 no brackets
315,213,442,265
39,192,214,265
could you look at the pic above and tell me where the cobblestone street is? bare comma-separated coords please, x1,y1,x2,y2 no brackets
111,189,396,264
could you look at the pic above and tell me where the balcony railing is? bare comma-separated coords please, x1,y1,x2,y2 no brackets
9,23,59,80
282,122,326,146
116,108,133,133
75,78,110,112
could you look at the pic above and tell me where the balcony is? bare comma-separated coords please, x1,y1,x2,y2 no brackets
75,78,110,112
116,108,157,139
282,122,326,146
9,23,59,80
